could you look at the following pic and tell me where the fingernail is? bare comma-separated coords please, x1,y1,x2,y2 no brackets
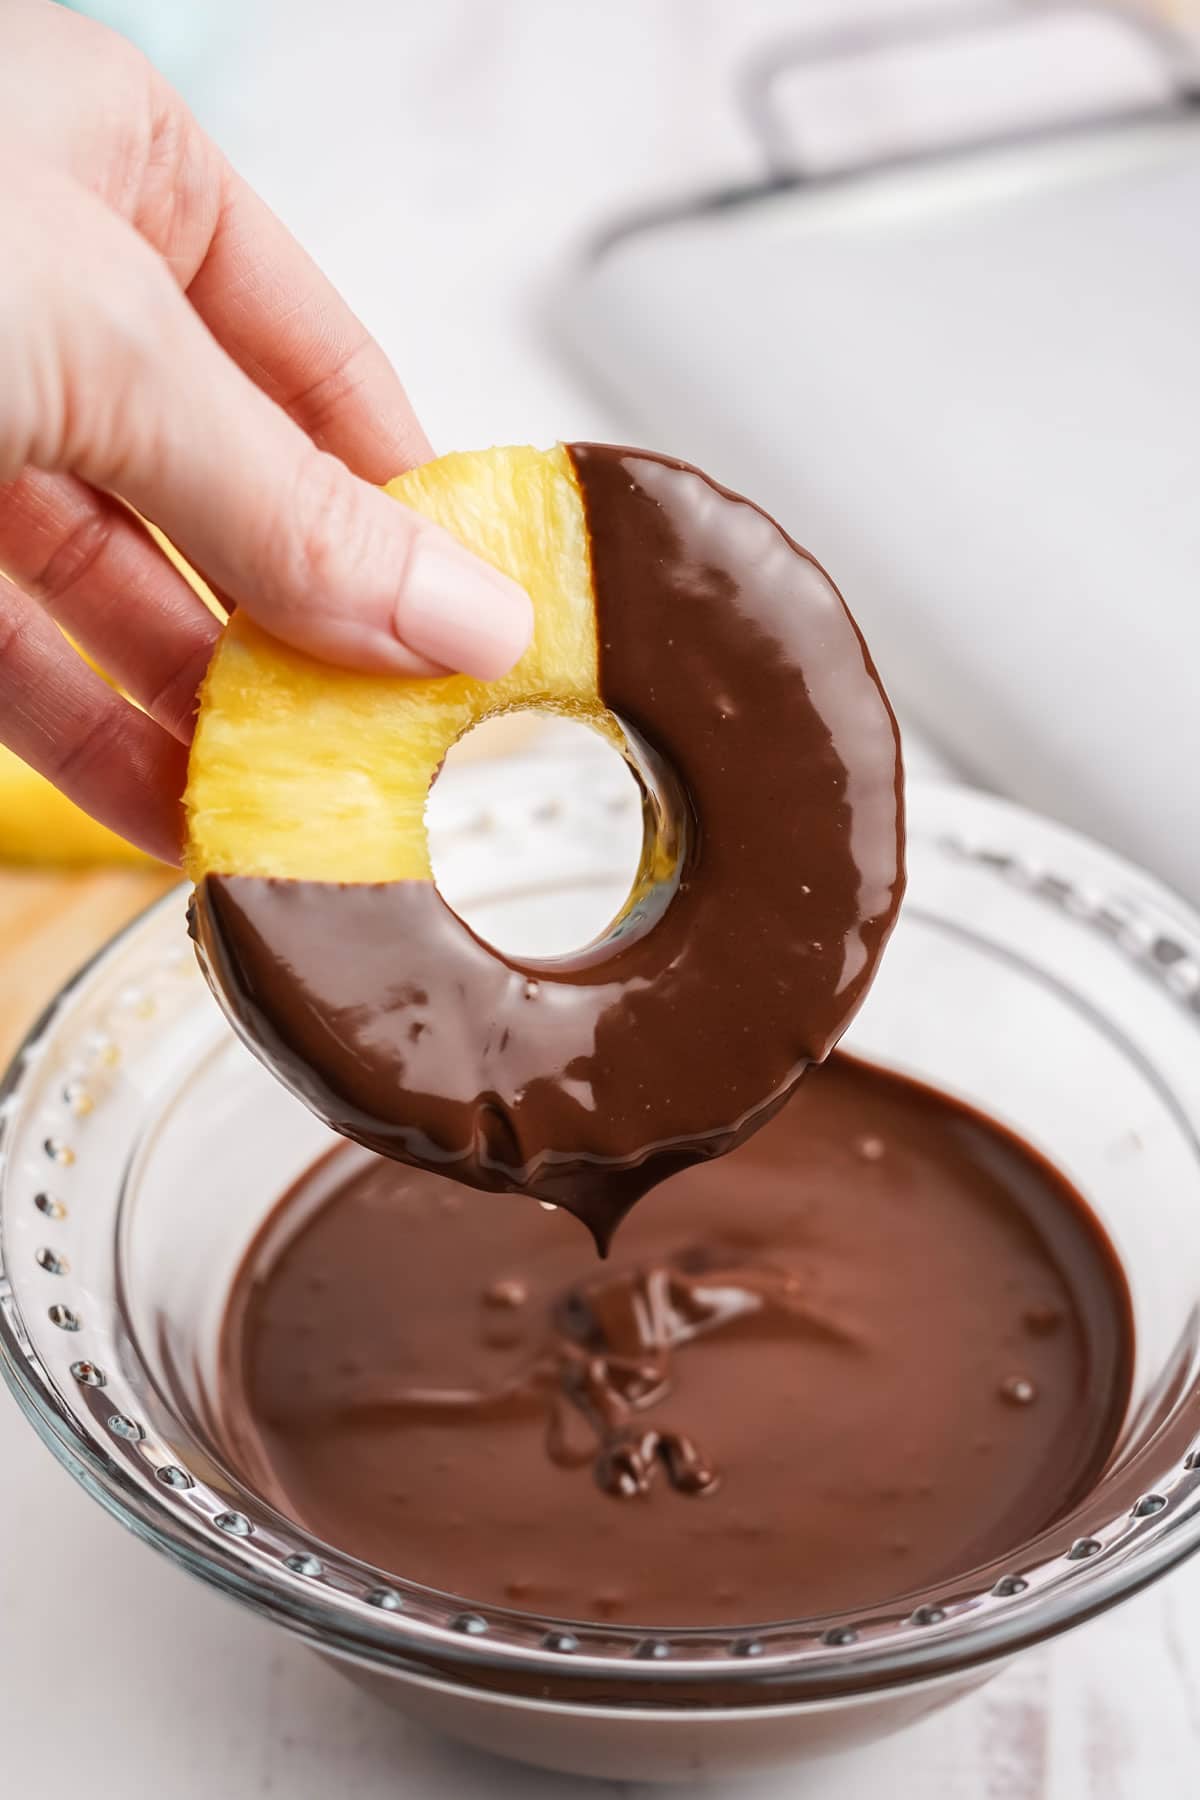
396,537,533,679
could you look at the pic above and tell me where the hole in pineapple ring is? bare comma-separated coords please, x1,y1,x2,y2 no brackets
426,712,688,961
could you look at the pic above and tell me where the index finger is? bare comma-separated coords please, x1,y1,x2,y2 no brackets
186,165,434,483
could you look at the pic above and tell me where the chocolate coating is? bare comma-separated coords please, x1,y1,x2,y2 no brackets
192,446,903,1249
215,1055,1132,1628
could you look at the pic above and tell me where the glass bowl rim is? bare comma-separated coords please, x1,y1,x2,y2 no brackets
4,776,1200,1712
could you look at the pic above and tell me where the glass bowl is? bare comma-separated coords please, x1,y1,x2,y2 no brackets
3,763,1200,1784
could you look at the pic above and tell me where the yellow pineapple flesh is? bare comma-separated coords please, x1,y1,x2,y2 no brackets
184,445,609,883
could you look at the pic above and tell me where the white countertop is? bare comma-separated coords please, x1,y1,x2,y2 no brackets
5,1432,1200,1798
4,2,1200,1793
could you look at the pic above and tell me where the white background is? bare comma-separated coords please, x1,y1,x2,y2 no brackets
4,2,1200,1794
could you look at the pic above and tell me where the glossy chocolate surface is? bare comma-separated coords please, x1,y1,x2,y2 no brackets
193,446,904,1249
216,1055,1132,1628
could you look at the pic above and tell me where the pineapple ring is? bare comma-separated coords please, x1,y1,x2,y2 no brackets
186,443,904,1247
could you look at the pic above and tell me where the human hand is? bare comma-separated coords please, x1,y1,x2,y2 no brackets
0,0,532,863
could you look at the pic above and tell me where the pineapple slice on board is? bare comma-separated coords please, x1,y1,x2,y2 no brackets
0,529,221,868
0,746,154,867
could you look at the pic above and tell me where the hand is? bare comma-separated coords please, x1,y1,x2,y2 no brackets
0,1,532,863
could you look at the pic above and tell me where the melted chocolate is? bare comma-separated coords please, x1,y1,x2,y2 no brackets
192,446,904,1250
215,1056,1132,1628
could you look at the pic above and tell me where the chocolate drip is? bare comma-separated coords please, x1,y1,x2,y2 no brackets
192,445,904,1250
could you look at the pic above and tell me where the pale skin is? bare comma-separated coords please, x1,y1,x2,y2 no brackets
0,0,534,864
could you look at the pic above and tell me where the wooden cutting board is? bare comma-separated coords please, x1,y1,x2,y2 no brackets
0,868,177,1068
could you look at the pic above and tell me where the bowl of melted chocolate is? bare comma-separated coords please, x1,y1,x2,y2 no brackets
4,767,1200,1784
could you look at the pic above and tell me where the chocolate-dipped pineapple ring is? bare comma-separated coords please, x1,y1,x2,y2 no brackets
186,444,904,1249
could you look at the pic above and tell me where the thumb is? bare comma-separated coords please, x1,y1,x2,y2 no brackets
16,174,532,679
